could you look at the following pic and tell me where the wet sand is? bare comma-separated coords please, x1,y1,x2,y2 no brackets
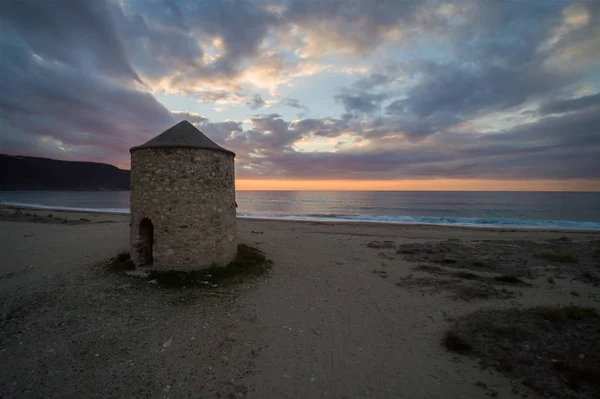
1,205,599,398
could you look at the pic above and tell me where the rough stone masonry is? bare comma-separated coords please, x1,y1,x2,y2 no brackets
129,121,237,271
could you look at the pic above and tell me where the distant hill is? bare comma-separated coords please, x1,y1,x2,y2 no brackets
0,154,130,190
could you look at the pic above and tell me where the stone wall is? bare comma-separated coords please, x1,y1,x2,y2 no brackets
130,147,236,271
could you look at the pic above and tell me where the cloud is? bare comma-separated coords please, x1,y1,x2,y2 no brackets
539,92,600,115
282,98,306,110
1,0,140,81
227,106,600,180
171,111,209,126
2,0,599,186
116,0,278,83
247,95,267,110
0,2,174,166
281,0,436,57
241,51,330,94
335,91,388,116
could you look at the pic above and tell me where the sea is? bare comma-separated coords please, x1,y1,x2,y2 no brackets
1,190,600,230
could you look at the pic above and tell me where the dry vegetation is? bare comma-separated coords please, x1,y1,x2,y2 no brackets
394,239,600,282
442,306,600,399
106,244,272,289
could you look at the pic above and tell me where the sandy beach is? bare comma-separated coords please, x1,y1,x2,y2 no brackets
1,205,599,399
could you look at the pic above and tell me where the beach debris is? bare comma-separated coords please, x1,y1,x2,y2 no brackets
148,279,158,284
251,230,264,234
282,325,293,332
124,270,150,278
199,280,217,288
162,337,173,348
226,333,238,341
310,377,316,382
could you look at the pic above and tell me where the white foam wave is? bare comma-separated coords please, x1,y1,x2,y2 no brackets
238,212,600,230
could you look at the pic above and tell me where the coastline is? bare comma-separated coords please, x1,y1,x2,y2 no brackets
2,203,599,233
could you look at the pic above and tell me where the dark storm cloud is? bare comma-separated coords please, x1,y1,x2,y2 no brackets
0,0,139,81
353,73,397,91
111,3,204,81
397,61,568,120
539,93,600,116
0,1,174,165
334,91,388,116
469,106,600,155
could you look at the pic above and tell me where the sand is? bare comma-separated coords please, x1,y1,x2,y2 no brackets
0,205,599,398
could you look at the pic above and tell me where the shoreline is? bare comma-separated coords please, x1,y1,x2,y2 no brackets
2,203,599,234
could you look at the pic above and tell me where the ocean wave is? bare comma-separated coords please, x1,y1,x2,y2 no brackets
3,201,599,230
0,201,129,214
238,212,600,230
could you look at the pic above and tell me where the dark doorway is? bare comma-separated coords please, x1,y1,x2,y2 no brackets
138,218,154,266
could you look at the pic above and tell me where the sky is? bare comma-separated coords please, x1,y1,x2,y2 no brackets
1,0,599,191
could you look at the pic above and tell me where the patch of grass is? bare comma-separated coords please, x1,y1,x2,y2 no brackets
580,272,600,286
453,271,480,280
452,284,517,301
397,274,519,301
440,258,457,264
538,306,598,322
415,265,444,273
443,306,600,399
494,275,528,285
397,248,417,255
367,240,395,249
148,244,272,289
442,331,472,352
106,252,135,272
536,252,579,264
